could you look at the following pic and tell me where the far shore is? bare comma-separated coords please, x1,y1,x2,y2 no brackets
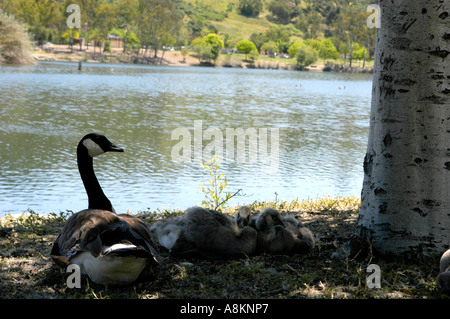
32,44,373,73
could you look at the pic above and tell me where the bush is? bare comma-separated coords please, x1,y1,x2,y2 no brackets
288,42,302,58
267,0,292,24
238,0,263,17
102,40,111,53
204,33,224,60
192,33,223,64
236,39,257,60
260,41,277,56
296,44,318,67
0,13,35,64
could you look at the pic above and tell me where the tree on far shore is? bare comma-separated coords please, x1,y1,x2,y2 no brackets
295,44,318,68
192,33,223,64
0,13,35,64
236,39,257,60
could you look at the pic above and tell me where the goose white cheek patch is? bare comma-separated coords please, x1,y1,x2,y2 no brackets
83,138,105,157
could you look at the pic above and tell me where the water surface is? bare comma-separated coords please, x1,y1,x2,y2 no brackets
0,62,372,216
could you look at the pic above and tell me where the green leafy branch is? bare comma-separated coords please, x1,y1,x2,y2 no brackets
199,155,242,211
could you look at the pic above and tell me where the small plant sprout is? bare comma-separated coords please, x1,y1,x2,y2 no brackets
199,155,242,211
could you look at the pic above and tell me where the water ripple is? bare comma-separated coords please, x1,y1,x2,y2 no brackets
0,62,371,215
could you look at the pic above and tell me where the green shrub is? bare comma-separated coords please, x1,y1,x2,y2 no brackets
192,33,223,63
0,13,34,64
238,0,263,17
296,44,318,67
199,155,241,211
236,39,257,60
103,40,112,53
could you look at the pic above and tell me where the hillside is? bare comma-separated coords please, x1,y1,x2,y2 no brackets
174,0,376,43
1,0,377,67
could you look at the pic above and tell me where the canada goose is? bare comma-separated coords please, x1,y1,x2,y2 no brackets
282,215,315,254
50,133,162,286
150,206,257,258
251,208,315,255
235,205,252,228
437,249,450,292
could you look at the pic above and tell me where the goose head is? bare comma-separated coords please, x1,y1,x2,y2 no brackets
78,133,124,158
235,206,252,228
255,208,284,231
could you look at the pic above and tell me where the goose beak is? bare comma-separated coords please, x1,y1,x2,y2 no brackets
107,143,124,153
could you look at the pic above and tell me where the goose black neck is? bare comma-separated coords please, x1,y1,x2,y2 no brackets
77,145,114,212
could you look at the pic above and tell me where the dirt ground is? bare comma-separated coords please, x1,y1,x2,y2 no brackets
33,43,199,66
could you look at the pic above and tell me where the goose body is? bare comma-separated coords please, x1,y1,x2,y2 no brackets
150,206,257,258
50,133,162,286
437,249,450,292
251,208,315,255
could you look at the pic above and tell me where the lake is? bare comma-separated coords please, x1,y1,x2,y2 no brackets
0,62,372,216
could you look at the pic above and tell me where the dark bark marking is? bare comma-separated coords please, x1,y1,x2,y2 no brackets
419,94,446,104
431,74,445,80
413,207,427,217
394,79,416,86
423,199,441,207
429,49,450,58
392,37,412,50
402,18,417,33
374,187,387,195
380,52,396,70
383,132,392,146
439,12,448,19
363,153,374,175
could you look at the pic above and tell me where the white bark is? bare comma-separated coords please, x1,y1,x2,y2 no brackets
354,0,450,259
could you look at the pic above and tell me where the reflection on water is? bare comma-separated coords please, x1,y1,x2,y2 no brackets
0,62,372,216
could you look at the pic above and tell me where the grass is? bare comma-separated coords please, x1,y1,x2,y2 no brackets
212,11,274,40
0,196,447,299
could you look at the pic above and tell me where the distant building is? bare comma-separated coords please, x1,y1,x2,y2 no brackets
105,35,124,49
89,35,124,49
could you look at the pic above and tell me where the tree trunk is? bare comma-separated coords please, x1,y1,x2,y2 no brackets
160,48,166,65
353,0,450,259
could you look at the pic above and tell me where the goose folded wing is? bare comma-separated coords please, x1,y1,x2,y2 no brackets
118,214,164,264
50,210,129,264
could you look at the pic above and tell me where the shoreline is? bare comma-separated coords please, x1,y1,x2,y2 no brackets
32,44,373,73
